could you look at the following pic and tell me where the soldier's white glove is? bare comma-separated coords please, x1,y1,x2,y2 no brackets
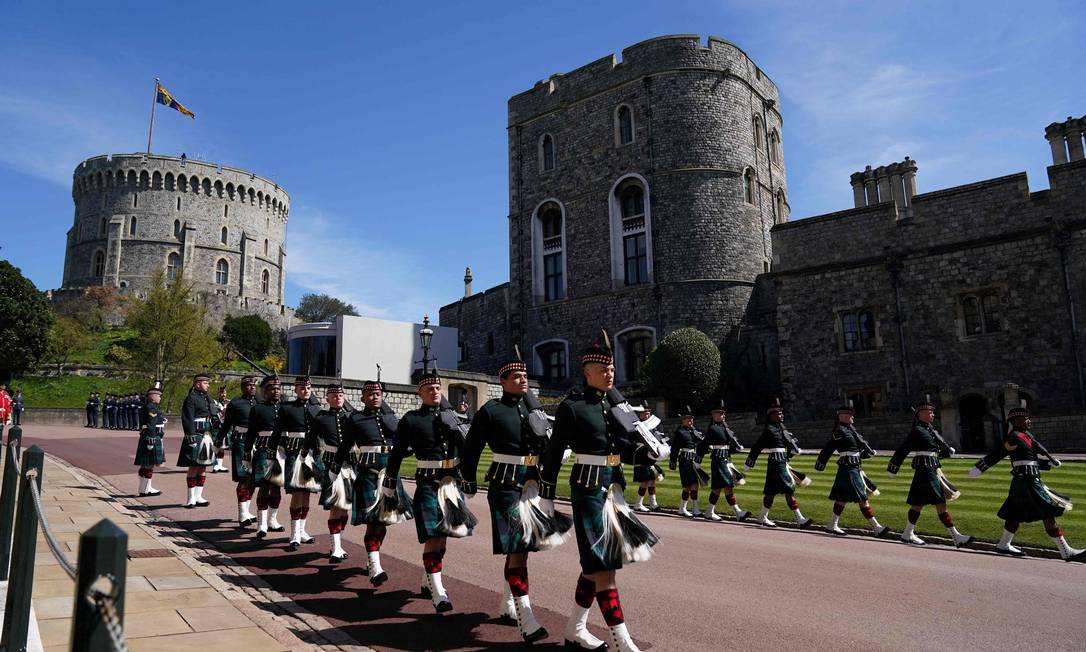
793,447,804,456
651,443,671,462
1052,459,1063,468
561,448,572,464
538,497,555,515
968,467,982,478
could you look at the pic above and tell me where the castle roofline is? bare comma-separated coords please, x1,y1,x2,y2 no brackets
73,153,289,202
439,281,510,313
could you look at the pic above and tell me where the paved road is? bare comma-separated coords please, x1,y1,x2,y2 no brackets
21,425,1086,651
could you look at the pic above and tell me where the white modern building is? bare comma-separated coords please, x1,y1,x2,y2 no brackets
287,315,459,385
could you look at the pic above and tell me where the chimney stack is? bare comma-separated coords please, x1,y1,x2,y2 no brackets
463,266,473,298
1046,115,1086,165
850,157,918,213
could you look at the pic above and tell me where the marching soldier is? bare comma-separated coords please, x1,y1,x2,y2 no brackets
217,375,259,526
744,399,814,528
384,368,477,613
970,402,1085,560
462,355,569,643
632,407,666,512
343,374,412,585
134,382,166,497
86,392,100,428
245,375,286,538
210,386,229,472
179,372,217,508
814,402,889,537
887,396,974,548
310,383,353,561
540,333,665,652
669,408,708,517
697,403,751,522
278,376,319,550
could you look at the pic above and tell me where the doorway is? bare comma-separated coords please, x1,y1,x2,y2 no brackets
958,394,989,453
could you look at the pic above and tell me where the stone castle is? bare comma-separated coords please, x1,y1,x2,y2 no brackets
59,153,292,327
441,34,1086,453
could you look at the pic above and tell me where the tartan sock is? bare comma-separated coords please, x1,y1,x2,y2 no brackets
637,487,646,496
145,470,153,479
763,496,774,509
907,509,921,525
709,491,720,505
574,575,596,608
256,496,270,510
423,551,444,574
364,534,382,552
595,589,625,626
186,477,198,489
938,512,954,528
236,484,253,502
299,506,310,520
268,489,282,508
725,493,737,506
833,502,846,516
290,507,302,520
328,517,346,534
1046,526,1063,538
681,490,690,501
786,496,799,510
648,486,656,495
690,490,699,501
1005,521,1020,533
138,468,150,478
504,565,529,597
860,505,875,519
196,475,206,487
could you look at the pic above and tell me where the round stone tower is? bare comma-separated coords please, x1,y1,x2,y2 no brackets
62,153,290,325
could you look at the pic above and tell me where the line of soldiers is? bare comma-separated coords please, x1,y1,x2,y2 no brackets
84,392,143,430
129,332,1086,650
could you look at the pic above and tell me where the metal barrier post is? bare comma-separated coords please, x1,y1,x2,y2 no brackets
0,445,44,652
0,426,22,580
70,520,128,652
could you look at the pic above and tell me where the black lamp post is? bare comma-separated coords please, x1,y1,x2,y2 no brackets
418,315,435,371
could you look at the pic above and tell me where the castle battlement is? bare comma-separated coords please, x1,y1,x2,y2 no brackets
508,34,781,126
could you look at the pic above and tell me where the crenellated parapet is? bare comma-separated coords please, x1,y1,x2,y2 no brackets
1045,115,1086,165
849,158,918,213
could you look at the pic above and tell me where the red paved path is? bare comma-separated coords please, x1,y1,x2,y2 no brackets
21,424,1086,651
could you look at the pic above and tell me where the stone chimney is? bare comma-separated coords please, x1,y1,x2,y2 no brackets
1045,115,1086,165
463,266,473,298
850,157,917,212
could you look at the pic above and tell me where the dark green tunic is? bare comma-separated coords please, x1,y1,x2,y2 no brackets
274,397,318,494
888,421,954,506
134,401,166,467
177,389,216,467
698,421,743,490
344,406,411,525
745,423,800,496
815,424,874,503
669,426,708,489
244,400,281,487
976,429,1066,523
218,393,257,482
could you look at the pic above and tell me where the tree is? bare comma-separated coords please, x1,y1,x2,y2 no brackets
0,260,54,377
642,327,721,411
125,270,224,408
45,316,95,374
295,292,359,323
221,314,273,359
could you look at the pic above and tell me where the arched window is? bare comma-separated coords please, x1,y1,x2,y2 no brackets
173,219,181,238
775,190,787,222
609,176,653,287
539,134,555,172
533,340,569,382
532,200,565,302
617,328,655,383
190,176,199,193
263,239,269,256
152,171,162,189
166,252,180,281
753,115,765,151
616,105,634,145
139,170,150,189
261,269,270,294
743,169,755,204
164,172,175,190
221,226,228,245
92,250,105,277
215,259,229,285
129,216,137,236
769,129,781,164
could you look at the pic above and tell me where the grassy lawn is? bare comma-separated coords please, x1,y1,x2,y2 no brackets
13,375,144,409
401,451,1086,551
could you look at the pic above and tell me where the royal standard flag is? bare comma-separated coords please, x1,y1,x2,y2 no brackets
156,83,195,119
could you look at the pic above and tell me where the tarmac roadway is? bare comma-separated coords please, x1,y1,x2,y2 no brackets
21,424,1086,651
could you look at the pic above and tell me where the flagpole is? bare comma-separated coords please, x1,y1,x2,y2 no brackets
146,77,160,154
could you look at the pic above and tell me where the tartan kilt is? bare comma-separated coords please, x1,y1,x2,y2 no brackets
763,458,796,496
412,471,469,543
829,465,868,503
678,460,709,489
176,434,211,468
287,448,323,495
487,464,538,555
632,465,657,483
250,443,279,487
997,475,1066,523
709,457,737,490
571,465,626,574
351,458,413,526
133,434,165,467
229,437,251,482
906,466,946,505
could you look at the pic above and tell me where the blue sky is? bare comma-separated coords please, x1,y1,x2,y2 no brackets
1,1,1083,321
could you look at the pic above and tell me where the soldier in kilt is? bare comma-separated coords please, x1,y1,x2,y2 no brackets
179,373,217,508
245,375,286,539
887,396,974,548
669,408,708,517
385,369,477,613
970,403,1085,560
278,376,320,550
631,407,666,513
697,403,751,522
343,376,411,585
209,386,229,473
462,356,570,643
217,375,259,526
134,381,166,497
744,400,814,528
540,333,666,652
308,383,353,561
814,403,889,537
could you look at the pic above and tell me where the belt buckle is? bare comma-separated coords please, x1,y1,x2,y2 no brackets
524,454,538,466
606,454,620,466
441,459,455,469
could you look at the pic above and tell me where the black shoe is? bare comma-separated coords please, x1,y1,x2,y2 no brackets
370,571,388,586
256,530,267,539
195,500,210,507
184,503,196,509
799,518,815,530
875,526,892,538
737,510,752,522
1068,549,1086,563
434,599,453,613
954,535,976,549
300,535,315,544
995,545,1026,557
329,552,348,564
288,541,300,551
523,626,549,644
269,524,285,532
